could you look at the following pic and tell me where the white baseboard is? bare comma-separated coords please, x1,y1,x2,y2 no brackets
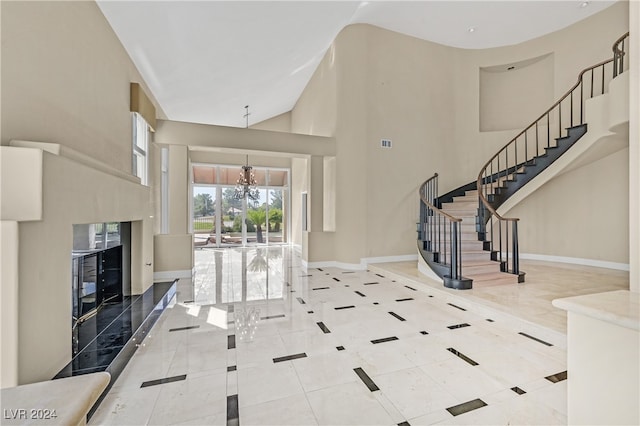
153,269,194,281
302,254,418,271
520,253,630,271
362,254,418,265
302,260,365,270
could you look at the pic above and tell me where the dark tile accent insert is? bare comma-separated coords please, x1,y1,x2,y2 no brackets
335,305,355,310
227,304,235,313
447,348,479,366
375,273,385,278
371,336,399,344
307,310,314,314
300,274,312,277
227,365,237,372
60,281,176,382
486,319,495,322
519,332,553,347
396,298,414,302
344,285,350,287
545,371,568,383
227,335,236,350
511,386,526,395
297,297,306,305
388,312,406,322
428,295,434,298
313,287,330,290
140,374,186,388
398,422,411,426
392,280,396,283
342,271,355,274
261,314,286,320
168,325,200,332
336,346,345,351
183,300,194,304
447,303,467,311
373,302,379,305
317,268,323,271
355,291,366,297
353,367,379,392
363,282,379,285
333,277,341,282
420,331,429,335
273,352,308,363
405,285,417,291
227,394,239,426
317,322,331,334
447,323,471,330
446,398,487,416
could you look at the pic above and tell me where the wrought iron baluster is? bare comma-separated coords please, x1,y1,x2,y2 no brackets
512,221,519,274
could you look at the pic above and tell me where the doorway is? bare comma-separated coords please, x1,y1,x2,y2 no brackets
192,164,289,248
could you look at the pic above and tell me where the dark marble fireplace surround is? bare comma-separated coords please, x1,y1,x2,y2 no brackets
55,280,176,417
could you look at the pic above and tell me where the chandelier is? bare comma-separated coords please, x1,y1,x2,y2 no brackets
233,105,259,200
233,155,259,200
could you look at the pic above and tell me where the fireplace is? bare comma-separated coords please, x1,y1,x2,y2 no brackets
71,222,131,354
72,245,123,323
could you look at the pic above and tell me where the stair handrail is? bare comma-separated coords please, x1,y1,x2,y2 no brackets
613,32,630,77
477,32,629,276
418,173,465,282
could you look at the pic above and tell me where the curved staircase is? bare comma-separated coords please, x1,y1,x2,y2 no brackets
418,32,629,290
441,189,521,286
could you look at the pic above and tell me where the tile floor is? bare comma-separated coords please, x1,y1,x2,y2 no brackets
90,246,629,425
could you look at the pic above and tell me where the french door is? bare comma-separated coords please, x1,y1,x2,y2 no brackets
192,164,289,248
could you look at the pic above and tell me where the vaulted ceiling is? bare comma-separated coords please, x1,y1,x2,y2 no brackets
97,1,617,128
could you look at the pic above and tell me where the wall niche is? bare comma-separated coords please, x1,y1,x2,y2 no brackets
479,53,554,132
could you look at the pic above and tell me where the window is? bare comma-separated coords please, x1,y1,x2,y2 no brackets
132,112,149,185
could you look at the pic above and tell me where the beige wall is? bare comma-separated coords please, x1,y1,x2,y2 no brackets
363,26,455,259
291,157,308,248
251,111,292,133
449,2,629,187
0,1,165,174
291,43,337,137
168,145,189,235
0,220,19,388
461,3,629,265
509,147,629,263
0,1,164,384
479,53,554,132
332,26,370,264
154,119,335,263
16,151,154,384
155,119,335,157
629,1,639,292
190,151,292,169
290,3,629,267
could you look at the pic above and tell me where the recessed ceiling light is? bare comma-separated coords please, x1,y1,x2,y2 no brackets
580,1,589,8
468,27,476,33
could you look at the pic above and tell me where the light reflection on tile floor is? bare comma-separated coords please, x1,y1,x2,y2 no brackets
90,247,628,425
